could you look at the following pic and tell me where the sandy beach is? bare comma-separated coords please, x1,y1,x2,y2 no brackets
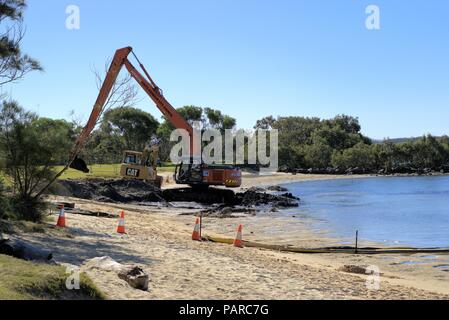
161,171,373,191
16,173,449,300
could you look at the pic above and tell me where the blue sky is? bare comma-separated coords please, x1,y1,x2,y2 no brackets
3,0,449,139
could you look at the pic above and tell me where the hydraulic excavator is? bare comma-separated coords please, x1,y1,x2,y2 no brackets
68,46,242,188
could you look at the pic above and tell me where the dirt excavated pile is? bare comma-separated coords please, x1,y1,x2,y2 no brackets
54,179,299,209
55,179,164,203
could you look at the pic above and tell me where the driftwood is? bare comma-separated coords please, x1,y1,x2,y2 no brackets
64,208,118,219
49,201,117,218
58,202,76,209
0,235,53,262
82,256,149,291
118,266,149,291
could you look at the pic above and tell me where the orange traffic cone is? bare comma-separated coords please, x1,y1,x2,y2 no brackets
234,225,243,248
117,211,126,234
192,218,201,241
56,204,66,228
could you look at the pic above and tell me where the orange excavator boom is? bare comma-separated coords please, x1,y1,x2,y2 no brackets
65,47,241,189
71,46,195,163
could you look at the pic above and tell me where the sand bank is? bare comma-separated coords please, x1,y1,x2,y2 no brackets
16,173,448,299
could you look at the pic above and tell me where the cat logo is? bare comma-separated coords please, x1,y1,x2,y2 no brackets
126,168,140,177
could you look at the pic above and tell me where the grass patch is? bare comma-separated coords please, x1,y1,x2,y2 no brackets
53,163,175,180
2,163,175,182
0,172,12,188
0,220,46,235
0,254,106,300
0,219,73,239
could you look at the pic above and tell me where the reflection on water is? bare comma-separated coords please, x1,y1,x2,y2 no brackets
284,176,449,248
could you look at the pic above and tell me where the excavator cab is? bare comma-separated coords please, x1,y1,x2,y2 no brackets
174,162,242,188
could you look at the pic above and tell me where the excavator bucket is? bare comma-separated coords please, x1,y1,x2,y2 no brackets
70,156,90,173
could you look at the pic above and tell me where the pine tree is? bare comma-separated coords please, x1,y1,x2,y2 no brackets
0,0,42,86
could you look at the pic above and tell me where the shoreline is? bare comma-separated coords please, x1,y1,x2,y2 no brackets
170,172,449,297
270,173,449,250
8,173,449,299
237,172,373,191
239,171,449,190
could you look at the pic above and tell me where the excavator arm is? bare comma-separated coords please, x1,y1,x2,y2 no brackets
35,46,241,198
70,46,194,173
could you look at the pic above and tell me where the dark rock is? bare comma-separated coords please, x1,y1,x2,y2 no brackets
266,185,289,192
162,188,235,204
53,178,300,211
392,165,414,174
55,179,164,203
235,189,299,208
325,167,335,174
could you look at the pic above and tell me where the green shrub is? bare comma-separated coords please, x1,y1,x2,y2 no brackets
9,195,47,223
0,179,12,220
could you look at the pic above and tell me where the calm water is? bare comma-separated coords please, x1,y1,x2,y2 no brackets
285,176,449,248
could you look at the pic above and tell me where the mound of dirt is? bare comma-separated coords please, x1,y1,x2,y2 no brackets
162,188,236,204
53,179,300,212
55,179,164,203
235,187,299,208
266,185,289,192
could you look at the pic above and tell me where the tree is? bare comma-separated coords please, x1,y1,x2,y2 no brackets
92,58,139,116
302,143,333,168
326,114,361,134
66,59,142,165
100,107,159,152
258,115,369,169
221,115,237,131
83,130,123,164
254,116,276,130
0,177,11,219
204,107,236,130
372,139,398,173
408,135,445,169
0,101,66,222
156,105,236,161
156,105,203,161
440,136,449,165
331,143,376,170
177,105,204,125
157,105,204,140
0,0,42,86
32,117,76,164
